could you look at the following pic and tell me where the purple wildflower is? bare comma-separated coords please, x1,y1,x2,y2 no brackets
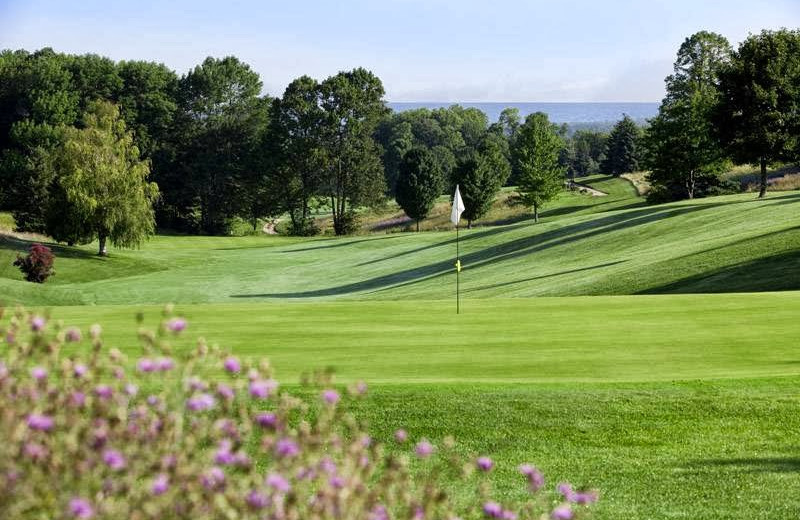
69,497,94,519
249,379,278,399
217,384,235,401
557,482,574,500
102,449,126,471
369,505,389,520
124,383,138,396
394,429,408,442
223,356,241,373
356,381,368,394
151,473,169,495
137,358,156,373
483,502,503,518
266,472,290,493
94,385,113,400
275,438,300,458
65,327,82,342
186,393,216,412
24,442,48,461
550,506,573,520
31,366,47,381
156,357,175,371
0,361,7,379
502,511,517,520
73,364,88,378
415,440,434,458
477,456,494,471
214,440,236,465
201,466,226,491
167,317,187,332
570,491,598,505
519,464,545,491
30,316,45,332
322,389,340,405
147,395,160,406
27,413,54,432
246,490,269,509
319,457,337,475
70,391,86,407
255,412,277,429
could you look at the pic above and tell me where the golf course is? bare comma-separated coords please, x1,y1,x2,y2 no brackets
2,177,799,519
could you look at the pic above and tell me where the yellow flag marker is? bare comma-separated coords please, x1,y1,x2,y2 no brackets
455,259,462,272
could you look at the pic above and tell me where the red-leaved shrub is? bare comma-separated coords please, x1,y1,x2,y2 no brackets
13,244,55,283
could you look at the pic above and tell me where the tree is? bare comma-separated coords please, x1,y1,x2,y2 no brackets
395,147,444,231
319,68,388,235
173,56,269,234
645,31,732,202
512,112,565,223
49,101,158,255
269,76,326,235
717,29,800,198
600,115,641,175
451,133,510,227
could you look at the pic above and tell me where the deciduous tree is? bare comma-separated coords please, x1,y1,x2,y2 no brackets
513,112,565,223
395,147,444,231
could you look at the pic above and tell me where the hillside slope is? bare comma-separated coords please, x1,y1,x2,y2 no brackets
1,185,799,305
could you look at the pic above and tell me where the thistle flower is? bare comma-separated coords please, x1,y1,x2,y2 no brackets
483,502,502,518
415,440,434,458
246,490,269,509
31,366,47,381
217,383,235,401
477,456,493,472
186,393,216,412
255,412,277,428
266,472,290,493
137,358,156,373
201,467,225,491
102,449,126,471
94,385,113,400
73,364,88,378
275,438,300,458
223,356,241,373
27,413,54,432
519,464,544,491
249,379,278,399
68,497,94,519
30,316,45,332
167,318,187,332
151,474,169,496
550,506,573,520
322,389,340,405
395,429,408,442
65,328,82,342
156,358,175,371
70,391,86,407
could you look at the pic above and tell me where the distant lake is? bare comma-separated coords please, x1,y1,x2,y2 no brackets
387,102,659,126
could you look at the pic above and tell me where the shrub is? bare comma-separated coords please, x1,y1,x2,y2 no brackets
0,307,598,519
13,243,55,283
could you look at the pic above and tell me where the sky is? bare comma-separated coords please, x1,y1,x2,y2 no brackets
1,0,798,102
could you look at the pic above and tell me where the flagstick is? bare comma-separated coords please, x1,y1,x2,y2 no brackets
456,222,460,315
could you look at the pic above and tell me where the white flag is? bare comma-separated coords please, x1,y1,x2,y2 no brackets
450,184,465,226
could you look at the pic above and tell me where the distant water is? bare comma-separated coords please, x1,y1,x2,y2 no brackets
388,102,659,126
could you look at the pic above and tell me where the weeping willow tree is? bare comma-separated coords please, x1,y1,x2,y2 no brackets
49,100,159,255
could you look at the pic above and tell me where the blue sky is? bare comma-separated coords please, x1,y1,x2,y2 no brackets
1,0,798,102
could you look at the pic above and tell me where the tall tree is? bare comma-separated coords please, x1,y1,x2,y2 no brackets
319,68,388,235
173,56,269,234
269,76,326,235
717,29,800,198
450,132,510,228
645,31,732,202
513,112,565,223
48,101,158,255
395,147,444,231
600,115,641,176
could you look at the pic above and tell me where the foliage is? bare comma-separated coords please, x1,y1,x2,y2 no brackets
716,28,800,198
645,31,733,203
395,147,445,231
450,133,511,227
318,68,388,235
0,307,597,519
599,116,641,176
12,243,54,283
49,101,158,254
513,112,565,222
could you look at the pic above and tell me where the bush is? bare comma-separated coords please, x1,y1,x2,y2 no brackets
13,243,55,283
0,307,598,519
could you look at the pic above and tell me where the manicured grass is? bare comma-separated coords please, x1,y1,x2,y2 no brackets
27,297,800,520
2,190,799,305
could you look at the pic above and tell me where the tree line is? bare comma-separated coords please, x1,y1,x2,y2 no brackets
0,28,797,251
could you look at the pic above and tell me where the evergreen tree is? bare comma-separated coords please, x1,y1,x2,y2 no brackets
600,115,641,176
513,112,565,223
395,147,444,231
451,132,510,227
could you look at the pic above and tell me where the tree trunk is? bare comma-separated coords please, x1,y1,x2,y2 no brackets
534,203,539,223
686,170,695,200
467,220,472,229
758,156,768,199
416,220,420,232
98,235,108,256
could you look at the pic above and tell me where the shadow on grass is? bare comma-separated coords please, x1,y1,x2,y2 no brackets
279,234,407,253
0,234,101,261
688,457,800,473
463,260,626,293
234,200,749,299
